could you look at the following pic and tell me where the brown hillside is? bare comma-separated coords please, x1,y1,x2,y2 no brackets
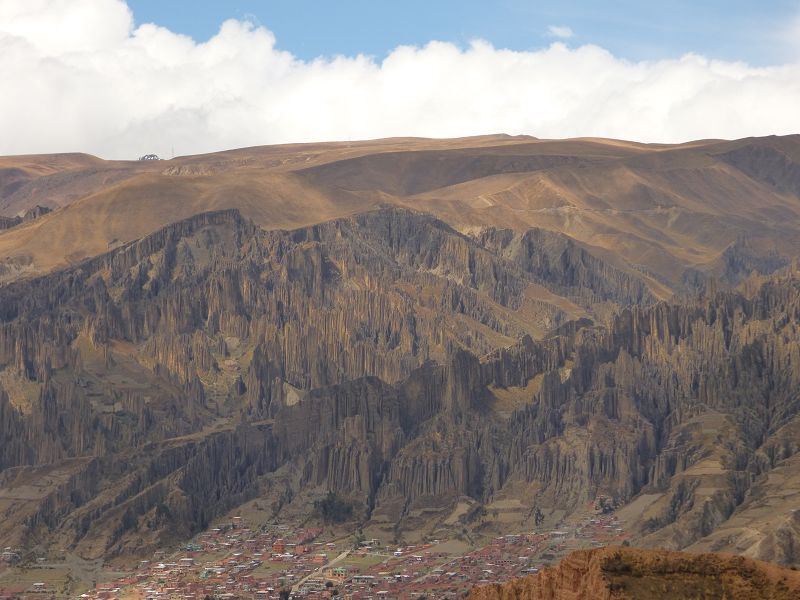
2,135,799,294
3,135,800,564
468,546,800,600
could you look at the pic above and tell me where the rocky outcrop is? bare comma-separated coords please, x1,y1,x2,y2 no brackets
719,237,789,283
2,206,800,564
0,215,19,230
0,205,52,230
475,227,652,306
468,546,800,600
718,141,800,196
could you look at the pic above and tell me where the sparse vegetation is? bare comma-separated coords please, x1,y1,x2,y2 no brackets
313,491,354,523
461,504,487,524
595,496,616,515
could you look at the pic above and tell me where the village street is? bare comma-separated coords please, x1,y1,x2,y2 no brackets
291,550,351,594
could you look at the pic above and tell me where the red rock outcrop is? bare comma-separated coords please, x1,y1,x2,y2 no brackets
468,546,800,600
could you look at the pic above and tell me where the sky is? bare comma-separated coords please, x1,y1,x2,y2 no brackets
1,0,800,158
126,0,800,66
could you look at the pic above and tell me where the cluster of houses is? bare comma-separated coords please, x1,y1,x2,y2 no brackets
79,520,335,600
0,548,52,600
324,535,550,599
78,525,612,599
0,548,21,565
575,514,628,545
2,500,631,600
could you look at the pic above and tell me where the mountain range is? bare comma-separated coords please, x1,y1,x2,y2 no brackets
1,134,800,577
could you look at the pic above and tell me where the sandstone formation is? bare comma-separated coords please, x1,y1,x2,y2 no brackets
467,546,800,600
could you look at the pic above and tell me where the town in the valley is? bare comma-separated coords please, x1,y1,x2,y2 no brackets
0,497,629,600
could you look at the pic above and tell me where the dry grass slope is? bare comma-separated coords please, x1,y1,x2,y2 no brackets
2,134,799,293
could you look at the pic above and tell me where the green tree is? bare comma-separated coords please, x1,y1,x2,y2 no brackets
314,491,353,523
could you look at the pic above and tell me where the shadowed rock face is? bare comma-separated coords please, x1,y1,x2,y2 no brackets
475,227,651,306
718,141,800,196
296,149,599,197
0,205,799,566
467,546,800,600
0,204,50,230
0,206,638,556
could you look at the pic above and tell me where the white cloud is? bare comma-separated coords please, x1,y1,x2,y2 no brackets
547,25,574,39
1,0,800,159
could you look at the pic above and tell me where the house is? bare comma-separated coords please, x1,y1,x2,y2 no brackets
323,566,348,582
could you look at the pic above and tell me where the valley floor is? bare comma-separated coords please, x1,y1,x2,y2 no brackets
1,502,632,600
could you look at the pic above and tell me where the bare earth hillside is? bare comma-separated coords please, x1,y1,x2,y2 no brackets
2,135,799,292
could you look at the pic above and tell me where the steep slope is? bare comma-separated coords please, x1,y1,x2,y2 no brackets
2,135,800,568
0,206,644,557
1,205,800,563
468,546,800,600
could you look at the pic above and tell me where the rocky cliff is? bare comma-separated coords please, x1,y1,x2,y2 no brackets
1,204,800,565
0,204,51,230
467,546,800,600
